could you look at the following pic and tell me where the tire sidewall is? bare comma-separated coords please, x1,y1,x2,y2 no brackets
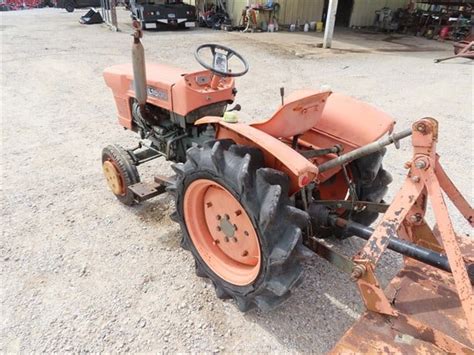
65,0,75,12
101,145,139,206
177,169,269,297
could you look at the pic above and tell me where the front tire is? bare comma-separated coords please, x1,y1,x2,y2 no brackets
102,144,140,206
170,140,309,312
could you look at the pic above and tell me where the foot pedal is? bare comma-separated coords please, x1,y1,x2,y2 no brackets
128,182,166,202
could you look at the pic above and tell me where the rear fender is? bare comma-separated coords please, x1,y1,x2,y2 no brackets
300,93,396,181
195,117,318,195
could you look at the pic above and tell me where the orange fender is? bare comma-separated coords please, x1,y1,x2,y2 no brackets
195,117,318,195
300,93,396,182
317,93,395,148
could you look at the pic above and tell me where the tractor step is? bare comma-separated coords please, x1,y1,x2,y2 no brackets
154,174,175,187
129,181,167,202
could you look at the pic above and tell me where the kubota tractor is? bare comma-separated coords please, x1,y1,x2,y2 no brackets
102,22,473,351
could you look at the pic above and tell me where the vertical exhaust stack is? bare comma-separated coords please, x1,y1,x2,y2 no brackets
131,21,148,115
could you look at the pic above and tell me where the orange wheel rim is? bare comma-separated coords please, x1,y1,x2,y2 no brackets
103,160,125,196
183,179,261,286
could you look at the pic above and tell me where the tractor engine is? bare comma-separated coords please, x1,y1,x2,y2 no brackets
130,100,224,163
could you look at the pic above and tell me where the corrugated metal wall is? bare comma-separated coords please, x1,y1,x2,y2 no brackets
349,0,409,27
226,0,325,26
192,0,410,27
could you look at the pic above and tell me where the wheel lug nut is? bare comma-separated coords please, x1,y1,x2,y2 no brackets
213,239,220,245
235,210,242,216
224,236,230,242
244,231,249,236
206,202,213,208
216,226,221,231
224,214,230,220
216,215,221,220
233,224,238,231
233,237,238,243
242,250,248,257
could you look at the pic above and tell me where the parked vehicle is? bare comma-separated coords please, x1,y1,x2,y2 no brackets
57,0,101,12
130,0,196,30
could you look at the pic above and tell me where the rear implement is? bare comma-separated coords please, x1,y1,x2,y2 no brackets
323,118,473,353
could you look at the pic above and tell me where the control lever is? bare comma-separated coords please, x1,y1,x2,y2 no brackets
228,104,241,112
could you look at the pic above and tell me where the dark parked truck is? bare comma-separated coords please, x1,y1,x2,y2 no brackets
57,0,101,12
130,0,196,30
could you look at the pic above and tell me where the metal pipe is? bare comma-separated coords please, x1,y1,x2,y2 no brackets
131,22,148,109
323,0,339,49
318,128,412,173
332,217,474,284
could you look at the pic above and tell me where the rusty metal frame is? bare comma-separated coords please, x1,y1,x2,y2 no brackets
435,41,474,63
352,117,474,341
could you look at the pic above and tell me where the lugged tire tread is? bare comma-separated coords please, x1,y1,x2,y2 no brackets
172,141,308,312
350,150,393,226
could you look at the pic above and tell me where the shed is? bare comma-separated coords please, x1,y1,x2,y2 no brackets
221,0,410,27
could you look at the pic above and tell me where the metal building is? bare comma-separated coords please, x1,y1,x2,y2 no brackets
222,0,410,27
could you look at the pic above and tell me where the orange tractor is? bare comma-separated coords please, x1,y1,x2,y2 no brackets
102,22,473,351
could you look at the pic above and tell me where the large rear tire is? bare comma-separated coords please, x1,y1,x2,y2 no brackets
170,140,309,312
349,149,392,226
315,149,392,238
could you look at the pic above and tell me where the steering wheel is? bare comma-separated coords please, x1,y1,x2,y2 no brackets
194,44,249,77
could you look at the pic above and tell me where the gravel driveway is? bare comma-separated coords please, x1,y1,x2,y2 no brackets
1,8,472,353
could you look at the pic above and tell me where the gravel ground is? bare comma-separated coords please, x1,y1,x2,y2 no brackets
1,8,472,353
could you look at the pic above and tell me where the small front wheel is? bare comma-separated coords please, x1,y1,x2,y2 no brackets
102,144,140,206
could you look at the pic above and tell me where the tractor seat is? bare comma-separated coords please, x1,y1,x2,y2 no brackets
251,90,331,138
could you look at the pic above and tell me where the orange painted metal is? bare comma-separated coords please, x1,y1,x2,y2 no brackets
333,259,474,353
195,91,395,193
250,90,331,138
102,160,125,196
410,221,444,254
356,262,398,317
316,93,396,148
338,117,474,351
299,93,396,182
103,63,235,129
172,72,234,116
331,313,449,353
250,92,395,183
196,117,318,194
209,74,221,90
183,179,261,286
425,169,474,338
436,158,474,227
318,170,351,201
